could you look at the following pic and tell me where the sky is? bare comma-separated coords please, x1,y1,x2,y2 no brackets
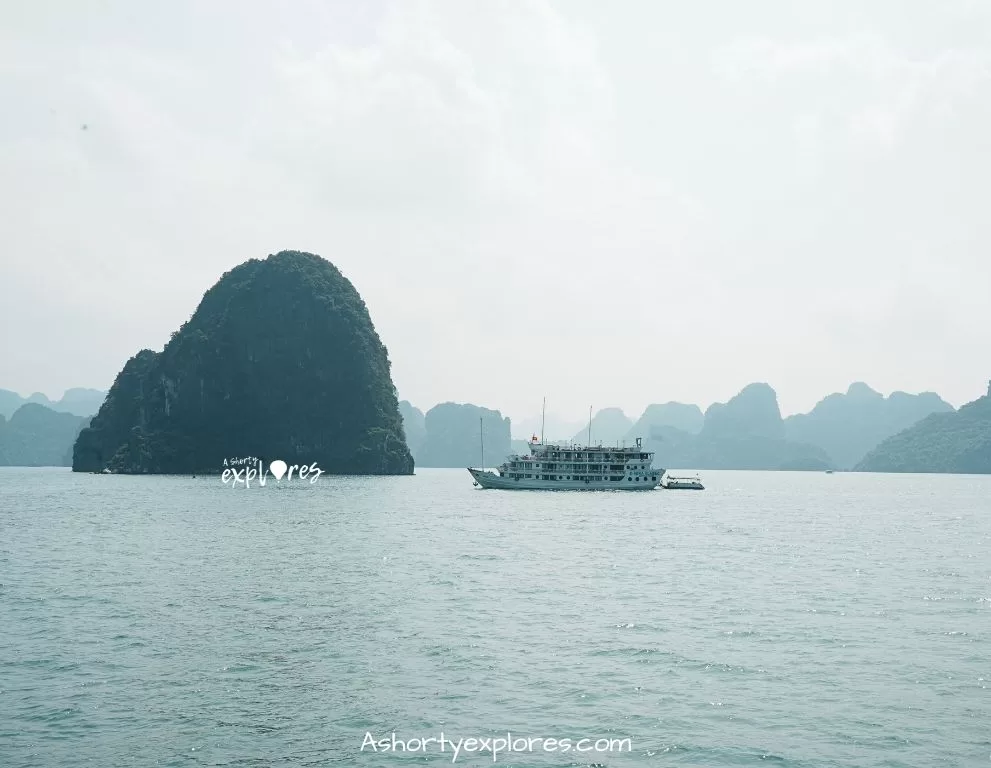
2,0,989,431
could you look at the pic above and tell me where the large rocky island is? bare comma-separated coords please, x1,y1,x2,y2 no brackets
73,251,413,475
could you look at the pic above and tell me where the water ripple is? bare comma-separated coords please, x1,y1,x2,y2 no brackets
0,467,988,767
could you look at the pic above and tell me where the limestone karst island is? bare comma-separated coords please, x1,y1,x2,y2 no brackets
71,251,413,475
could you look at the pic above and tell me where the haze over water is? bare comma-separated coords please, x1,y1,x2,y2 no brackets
1,468,989,766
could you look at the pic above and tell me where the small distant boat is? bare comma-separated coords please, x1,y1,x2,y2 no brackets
825,470,834,474
661,474,704,490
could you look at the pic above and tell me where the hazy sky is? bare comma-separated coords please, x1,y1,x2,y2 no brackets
2,1,989,427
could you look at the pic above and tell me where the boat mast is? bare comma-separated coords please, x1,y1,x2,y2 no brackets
540,397,546,445
587,405,592,447
480,416,484,471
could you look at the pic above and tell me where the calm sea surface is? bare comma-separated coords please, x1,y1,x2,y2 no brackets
1,468,989,767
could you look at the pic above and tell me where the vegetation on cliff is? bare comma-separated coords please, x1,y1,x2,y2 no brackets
398,400,427,459
73,251,412,474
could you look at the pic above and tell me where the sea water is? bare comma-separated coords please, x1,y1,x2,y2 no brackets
1,467,988,766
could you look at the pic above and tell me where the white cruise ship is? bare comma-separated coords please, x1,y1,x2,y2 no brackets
468,436,664,490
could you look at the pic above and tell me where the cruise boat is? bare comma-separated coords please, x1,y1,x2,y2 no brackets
468,436,664,490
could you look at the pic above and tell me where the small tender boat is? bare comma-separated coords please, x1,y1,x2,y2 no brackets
661,474,704,490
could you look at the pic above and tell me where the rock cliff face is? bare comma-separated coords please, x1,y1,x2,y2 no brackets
73,251,412,474
398,400,427,459
415,403,511,468
703,383,786,441
57,388,107,417
625,402,703,439
855,390,991,474
784,382,953,469
684,383,830,470
571,407,633,444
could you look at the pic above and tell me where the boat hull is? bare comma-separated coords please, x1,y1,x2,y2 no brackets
468,467,663,490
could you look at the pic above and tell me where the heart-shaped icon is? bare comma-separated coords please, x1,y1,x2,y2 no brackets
269,459,288,481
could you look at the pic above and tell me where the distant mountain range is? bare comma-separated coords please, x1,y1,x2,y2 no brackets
513,412,586,443
632,383,831,471
855,383,991,473
0,388,106,419
627,402,704,438
784,382,953,469
399,381,964,471
4,380,984,473
571,407,633,445
0,404,91,466
0,389,105,466
399,401,511,468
